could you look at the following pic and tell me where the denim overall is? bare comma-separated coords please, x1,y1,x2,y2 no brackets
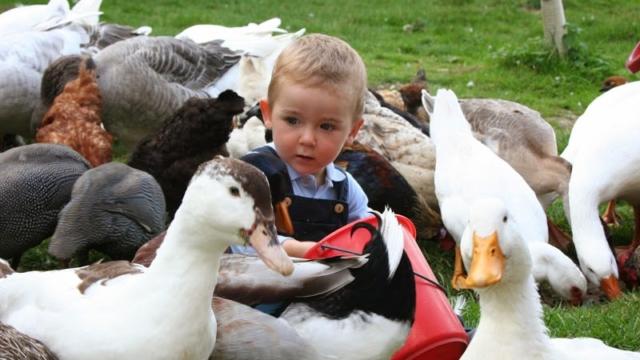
241,146,350,241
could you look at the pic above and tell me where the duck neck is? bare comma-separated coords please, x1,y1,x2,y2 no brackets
569,192,605,250
470,276,553,358
147,207,229,305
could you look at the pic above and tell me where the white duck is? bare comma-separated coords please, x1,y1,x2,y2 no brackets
456,197,640,360
421,90,573,250
176,18,305,108
134,208,416,360
428,88,586,303
560,81,640,298
0,157,293,360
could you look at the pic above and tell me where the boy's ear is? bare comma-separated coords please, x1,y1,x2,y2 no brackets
345,118,364,146
260,100,273,129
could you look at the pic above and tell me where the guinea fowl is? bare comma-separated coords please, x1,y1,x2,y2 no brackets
0,144,90,269
128,90,244,218
48,162,166,265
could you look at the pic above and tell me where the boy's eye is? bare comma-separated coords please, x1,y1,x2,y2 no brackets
320,123,336,131
284,116,298,125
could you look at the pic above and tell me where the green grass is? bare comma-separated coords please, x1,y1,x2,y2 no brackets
4,0,640,351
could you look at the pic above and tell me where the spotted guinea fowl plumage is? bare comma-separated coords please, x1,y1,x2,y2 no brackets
48,162,166,264
0,143,90,268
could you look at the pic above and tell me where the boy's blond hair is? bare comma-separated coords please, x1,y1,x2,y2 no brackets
268,33,367,119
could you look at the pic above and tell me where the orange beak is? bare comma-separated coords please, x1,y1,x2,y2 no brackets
453,231,505,290
274,198,294,235
600,275,622,300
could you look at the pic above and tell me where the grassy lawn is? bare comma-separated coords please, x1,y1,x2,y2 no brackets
3,0,640,351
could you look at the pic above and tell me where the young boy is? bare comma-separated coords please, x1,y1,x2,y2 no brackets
232,33,371,258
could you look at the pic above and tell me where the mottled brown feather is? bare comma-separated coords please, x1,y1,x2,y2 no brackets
75,260,143,294
36,57,113,167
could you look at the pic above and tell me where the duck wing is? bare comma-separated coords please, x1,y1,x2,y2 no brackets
216,254,366,305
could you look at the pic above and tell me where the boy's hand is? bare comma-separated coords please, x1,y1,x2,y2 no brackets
282,238,316,258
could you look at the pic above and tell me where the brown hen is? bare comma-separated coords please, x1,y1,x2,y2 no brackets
36,57,112,167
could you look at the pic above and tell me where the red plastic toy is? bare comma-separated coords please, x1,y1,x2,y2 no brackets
626,41,640,73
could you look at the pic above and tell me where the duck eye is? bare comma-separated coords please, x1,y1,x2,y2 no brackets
502,216,507,223
229,186,240,197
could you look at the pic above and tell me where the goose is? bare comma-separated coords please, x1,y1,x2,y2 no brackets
0,157,293,360
421,90,572,250
427,88,586,303
0,0,101,36
35,37,241,150
455,197,640,360
597,75,627,227
359,90,439,210
177,18,305,109
133,208,416,359
560,81,640,297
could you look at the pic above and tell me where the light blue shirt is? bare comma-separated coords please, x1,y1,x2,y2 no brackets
230,143,370,255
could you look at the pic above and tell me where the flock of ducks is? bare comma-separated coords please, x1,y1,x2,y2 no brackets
1,0,640,359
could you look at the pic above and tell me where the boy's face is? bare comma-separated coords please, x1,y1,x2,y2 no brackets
262,82,363,180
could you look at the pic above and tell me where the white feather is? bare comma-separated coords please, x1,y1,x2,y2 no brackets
379,207,404,279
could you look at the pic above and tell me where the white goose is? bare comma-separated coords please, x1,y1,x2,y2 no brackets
456,197,640,360
0,157,293,360
176,18,305,108
560,80,640,298
427,88,586,303
0,0,101,36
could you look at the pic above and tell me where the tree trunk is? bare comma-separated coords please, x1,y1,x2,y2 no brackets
540,0,568,57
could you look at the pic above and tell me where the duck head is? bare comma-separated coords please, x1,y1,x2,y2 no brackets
453,198,532,290
183,157,294,276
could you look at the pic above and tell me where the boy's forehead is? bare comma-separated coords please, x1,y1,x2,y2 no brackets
274,84,359,121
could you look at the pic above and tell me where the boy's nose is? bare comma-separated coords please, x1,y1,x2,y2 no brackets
299,127,316,146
